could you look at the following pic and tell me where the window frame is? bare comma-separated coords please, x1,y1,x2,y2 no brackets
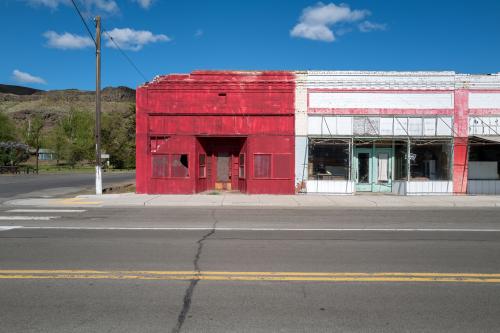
239,153,246,179
151,153,190,179
199,153,207,179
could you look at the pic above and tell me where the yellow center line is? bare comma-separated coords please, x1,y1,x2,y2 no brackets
1,270,500,283
2,270,500,278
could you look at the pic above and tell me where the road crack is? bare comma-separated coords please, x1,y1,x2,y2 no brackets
170,209,218,333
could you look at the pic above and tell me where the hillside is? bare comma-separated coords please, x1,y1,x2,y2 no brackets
0,84,42,95
0,85,135,128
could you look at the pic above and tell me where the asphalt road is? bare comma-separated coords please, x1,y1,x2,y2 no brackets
1,207,500,332
0,172,135,203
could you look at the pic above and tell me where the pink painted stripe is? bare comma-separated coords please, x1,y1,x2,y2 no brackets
307,108,454,116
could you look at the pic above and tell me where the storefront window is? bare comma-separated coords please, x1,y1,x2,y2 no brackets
308,142,349,180
410,142,451,180
394,142,408,180
468,144,500,180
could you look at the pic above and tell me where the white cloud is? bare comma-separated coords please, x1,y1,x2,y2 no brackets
26,0,65,9
291,2,382,42
12,70,47,85
104,28,170,51
359,21,387,32
291,23,335,42
26,0,118,14
135,0,152,9
43,31,94,49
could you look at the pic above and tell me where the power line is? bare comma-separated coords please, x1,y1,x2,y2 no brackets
69,0,96,45
68,1,149,83
102,25,149,82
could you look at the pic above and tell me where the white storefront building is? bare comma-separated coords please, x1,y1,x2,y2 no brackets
294,71,500,195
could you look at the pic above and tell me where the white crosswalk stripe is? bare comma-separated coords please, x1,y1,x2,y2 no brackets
0,216,61,221
0,226,22,231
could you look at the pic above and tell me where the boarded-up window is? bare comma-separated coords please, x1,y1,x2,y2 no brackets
254,154,271,178
199,154,206,178
239,154,245,178
273,154,291,179
152,155,168,178
171,154,189,178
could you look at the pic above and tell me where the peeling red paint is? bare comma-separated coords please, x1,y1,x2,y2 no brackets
136,71,295,194
453,90,469,194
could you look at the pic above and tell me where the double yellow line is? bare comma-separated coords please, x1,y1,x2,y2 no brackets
1,270,500,283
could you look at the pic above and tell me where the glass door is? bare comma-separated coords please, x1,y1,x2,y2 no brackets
355,148,372,192
372,148,393,192
354,147,393,192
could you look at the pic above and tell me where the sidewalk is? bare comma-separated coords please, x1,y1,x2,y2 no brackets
5,193,500,208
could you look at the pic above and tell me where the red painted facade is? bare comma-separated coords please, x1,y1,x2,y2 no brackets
136,71,295,194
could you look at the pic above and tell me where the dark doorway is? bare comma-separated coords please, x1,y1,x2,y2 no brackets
197,137,246,192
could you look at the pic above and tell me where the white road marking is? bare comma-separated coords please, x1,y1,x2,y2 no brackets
6,209,86,213
13,227,500,232
0,216,60,221
0,226,22,231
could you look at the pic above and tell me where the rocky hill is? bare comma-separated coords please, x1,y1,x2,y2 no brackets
0,85,135,128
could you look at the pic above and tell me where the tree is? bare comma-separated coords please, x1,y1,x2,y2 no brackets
102,104,136,169
55,108,94,167
0,142,30,167
47,124,67,166
23,114,45,173
0,112,16,142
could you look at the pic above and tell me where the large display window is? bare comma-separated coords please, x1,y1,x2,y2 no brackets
409,141,451,181
308,140,350,180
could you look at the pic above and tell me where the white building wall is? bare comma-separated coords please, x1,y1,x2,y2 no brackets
309,92,454,109
469,93,500,109
306,71,456,90
295,137,308,191
295,72,308,136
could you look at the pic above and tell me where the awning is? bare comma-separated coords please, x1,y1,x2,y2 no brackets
470,135,500,144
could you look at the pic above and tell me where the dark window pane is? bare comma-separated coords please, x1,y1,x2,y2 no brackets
468,144,500,180
358,153,370,183
395,142,408,180
239,154,245,179
199,154,206,178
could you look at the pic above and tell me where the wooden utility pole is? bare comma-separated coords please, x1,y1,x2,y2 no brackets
95,16,102,195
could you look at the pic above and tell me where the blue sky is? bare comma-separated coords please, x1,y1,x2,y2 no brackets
1,0,499,90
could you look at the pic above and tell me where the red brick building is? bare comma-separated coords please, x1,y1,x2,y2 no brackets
136,71,295,194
